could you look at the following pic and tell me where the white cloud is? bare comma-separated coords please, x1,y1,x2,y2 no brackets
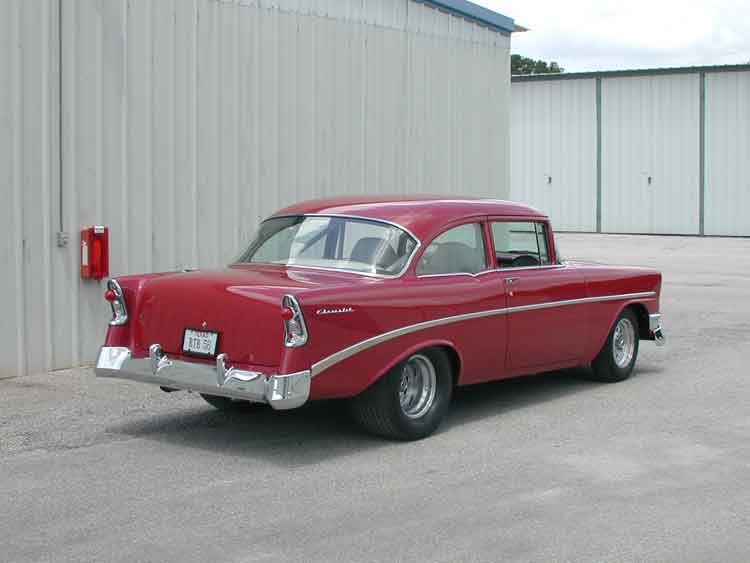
474,0,750,71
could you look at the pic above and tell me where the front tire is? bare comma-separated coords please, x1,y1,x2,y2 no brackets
348,348,453,440
590,308,640,382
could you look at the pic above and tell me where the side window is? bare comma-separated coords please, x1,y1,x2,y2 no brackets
491,221,551,268
536,223,550,264
417,223,487,276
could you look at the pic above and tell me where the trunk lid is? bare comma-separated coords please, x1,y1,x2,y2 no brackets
133,266,327,367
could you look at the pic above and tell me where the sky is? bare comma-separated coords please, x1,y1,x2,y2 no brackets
475,0,750,72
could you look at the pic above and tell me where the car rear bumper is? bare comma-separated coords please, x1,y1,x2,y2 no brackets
649,313,665,346
95,345,310,410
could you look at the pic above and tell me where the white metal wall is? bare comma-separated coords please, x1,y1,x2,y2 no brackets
601,74,700,235
511,79,597,232
0,0,60,379
0,0,512,378
705,71,750,236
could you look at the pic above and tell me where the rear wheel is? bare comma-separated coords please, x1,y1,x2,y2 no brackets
199,394,265,412
348,348,453,440
590,309,640,382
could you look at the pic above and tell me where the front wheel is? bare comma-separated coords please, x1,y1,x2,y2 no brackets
590,309,640,382
348,348,453,440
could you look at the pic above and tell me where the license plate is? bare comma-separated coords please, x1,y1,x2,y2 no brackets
182,329,220,358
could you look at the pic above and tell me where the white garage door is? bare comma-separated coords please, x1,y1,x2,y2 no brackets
704,70,750,237
511,79,597,232
601,74,700,234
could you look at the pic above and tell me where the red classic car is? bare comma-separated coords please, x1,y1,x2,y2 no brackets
96,196,664,440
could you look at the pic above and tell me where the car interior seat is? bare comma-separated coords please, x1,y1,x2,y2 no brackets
421,242,485,275
350,237,398,268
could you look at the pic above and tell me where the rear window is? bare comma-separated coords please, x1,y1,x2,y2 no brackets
236,216,418,277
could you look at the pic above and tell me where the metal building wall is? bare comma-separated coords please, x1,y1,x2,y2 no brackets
0,0,60,379
511,79,597,232
601,74,700,235
704,70,750,236
0,0,511,378
511,66,749,238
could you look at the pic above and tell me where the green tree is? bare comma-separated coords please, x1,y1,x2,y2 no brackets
511,54,564,75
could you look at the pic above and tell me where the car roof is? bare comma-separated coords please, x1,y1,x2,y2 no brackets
271,196,547,241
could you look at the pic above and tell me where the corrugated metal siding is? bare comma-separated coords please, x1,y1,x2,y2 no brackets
0,0,59,379
0,0,511,377
512,68,750,238
601,74,700,234
704,71,750,236
511,79,597,231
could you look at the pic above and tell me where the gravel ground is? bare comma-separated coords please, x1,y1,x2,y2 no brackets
1,234,749,563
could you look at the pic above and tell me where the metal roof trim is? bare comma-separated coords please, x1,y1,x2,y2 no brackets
417,0,517,34
512,63,750,82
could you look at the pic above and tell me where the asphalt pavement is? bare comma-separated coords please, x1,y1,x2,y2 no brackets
1,234,749,562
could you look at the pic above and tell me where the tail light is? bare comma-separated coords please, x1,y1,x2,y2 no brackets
282,295,308,348
106,279,129,326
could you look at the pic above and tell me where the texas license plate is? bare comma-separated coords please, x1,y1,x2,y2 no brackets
182,329,219,358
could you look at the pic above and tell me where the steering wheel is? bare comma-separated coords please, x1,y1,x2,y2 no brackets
511,254,540,268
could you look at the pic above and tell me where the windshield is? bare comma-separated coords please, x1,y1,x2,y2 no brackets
235,216,418,277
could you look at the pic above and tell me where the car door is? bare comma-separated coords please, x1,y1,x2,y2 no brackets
414,221,508,385
489,218,588,371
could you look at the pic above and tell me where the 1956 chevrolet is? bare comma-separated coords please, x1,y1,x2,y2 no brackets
96,197,664,440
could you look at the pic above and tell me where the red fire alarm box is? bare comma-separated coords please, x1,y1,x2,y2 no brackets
81,226,109,280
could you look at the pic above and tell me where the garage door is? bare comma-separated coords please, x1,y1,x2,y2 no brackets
511,79,597,232
601,74,700,234
704,70,750,237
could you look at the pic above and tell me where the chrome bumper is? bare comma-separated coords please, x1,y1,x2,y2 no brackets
649,313,665,346
95,345,311,410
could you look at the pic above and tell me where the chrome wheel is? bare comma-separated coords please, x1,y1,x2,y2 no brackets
612,317,636,368
398,354,437,419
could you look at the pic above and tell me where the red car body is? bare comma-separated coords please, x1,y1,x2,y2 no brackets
96,197,664,418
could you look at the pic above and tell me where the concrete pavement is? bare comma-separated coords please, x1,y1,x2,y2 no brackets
1,234,749,562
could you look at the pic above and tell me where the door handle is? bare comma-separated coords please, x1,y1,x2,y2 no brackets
505,277,519,285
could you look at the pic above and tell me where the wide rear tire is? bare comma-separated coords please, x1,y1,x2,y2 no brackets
590,309,640,383
348,348,453,440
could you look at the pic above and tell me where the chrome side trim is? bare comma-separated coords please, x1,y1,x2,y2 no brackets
262,263,397,280
310,291,657,377
501,291,656,314
416,264,566,279
310,305,507,377
416,269,497,280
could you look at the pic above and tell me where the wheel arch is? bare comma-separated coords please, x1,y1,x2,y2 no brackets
369,340,463,391
587,300,651,362
624,302,652,340
605,301,652,340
